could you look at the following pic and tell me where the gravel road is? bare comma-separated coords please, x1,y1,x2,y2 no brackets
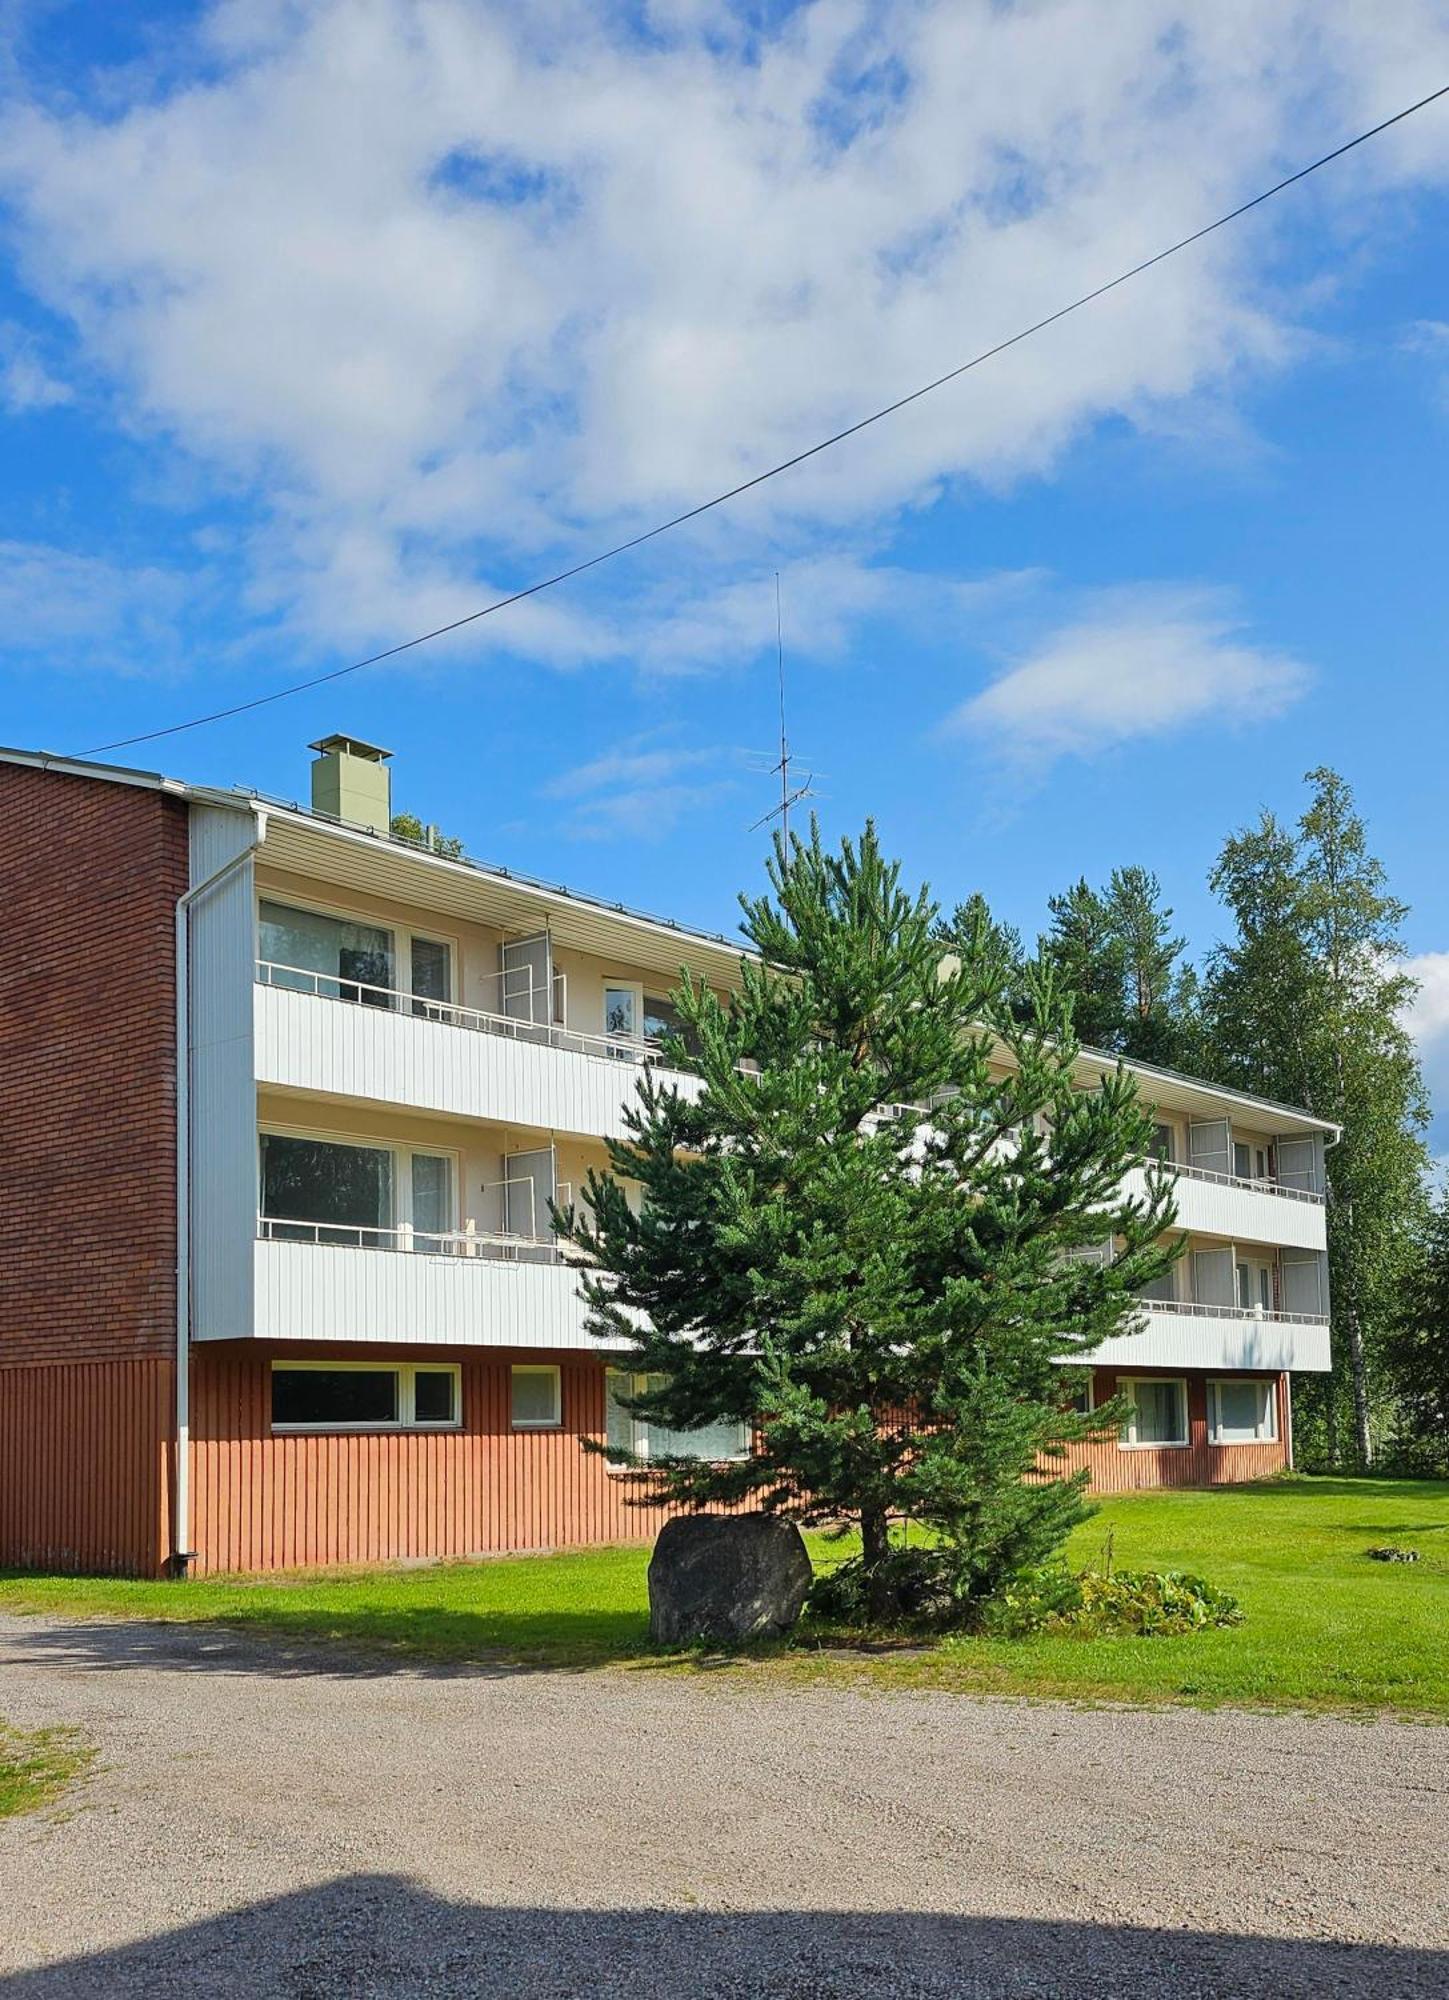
1,1613,1445,1997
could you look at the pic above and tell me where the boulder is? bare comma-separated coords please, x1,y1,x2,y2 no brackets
648,1515,813,1646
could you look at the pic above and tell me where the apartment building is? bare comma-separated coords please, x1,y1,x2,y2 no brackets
0,737,1336,1577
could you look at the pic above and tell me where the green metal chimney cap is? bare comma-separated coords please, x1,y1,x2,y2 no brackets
309,734,392,762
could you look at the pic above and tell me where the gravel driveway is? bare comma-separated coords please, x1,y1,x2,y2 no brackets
1,1613,1445,1998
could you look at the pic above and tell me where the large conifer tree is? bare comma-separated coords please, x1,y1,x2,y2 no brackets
561,824,1177,1622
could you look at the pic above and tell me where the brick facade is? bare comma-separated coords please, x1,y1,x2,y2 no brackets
0,765,187,1571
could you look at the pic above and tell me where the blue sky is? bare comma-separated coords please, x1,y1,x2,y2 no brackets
3,1,1449,1124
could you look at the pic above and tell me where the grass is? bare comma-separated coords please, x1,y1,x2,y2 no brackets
1,1476,1446,1717
0,1722,94,1820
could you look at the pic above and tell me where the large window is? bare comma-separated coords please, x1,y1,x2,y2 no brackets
1121,1377,1188,1448
1208,1378,1277,1445
260,1133,392,1245
271,1362,460,1431
259,900,395,1004
605,1371,750,1464
259,1132,455,1250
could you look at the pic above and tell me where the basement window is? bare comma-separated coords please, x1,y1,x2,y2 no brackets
271,1362,461,1432
1120,1377,1188,1449
510,1365,562,1430
1208,1378,1277,1445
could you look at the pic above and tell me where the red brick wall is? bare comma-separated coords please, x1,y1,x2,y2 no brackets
0,765,187,1367
0,764,187,1574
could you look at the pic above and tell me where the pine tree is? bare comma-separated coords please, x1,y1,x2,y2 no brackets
1104,867,1192,1068
1037,879,1126,1050
1205,770,1428,1467
560,823,1179,1625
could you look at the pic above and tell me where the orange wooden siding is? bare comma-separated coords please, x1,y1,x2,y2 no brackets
189,1345,691,1574
1055,1370,1289,1492
0,1358,172,1575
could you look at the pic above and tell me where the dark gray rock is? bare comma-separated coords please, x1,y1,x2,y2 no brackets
647,1515,813,1646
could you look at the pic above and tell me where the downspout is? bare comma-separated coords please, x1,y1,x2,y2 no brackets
171,811,266,1577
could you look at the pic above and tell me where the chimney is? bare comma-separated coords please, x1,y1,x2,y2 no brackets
309,734,393,831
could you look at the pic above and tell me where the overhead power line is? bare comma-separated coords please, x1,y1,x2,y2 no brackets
87,82,1449,758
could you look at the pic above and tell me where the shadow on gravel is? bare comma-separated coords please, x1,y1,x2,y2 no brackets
3,1873,1443,1998
0,1615,768,1682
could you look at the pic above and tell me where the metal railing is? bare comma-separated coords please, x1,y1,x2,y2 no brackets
257,1213,584,1266
1138,1296,1329,1327
257,959,683,1071
1156,1156,1325,1205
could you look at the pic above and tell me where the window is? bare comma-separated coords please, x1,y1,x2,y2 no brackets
1208,1378,1277,1444
1064,1374,1094,1417
259,1131,457,1250
510,1365,562,1429
409,935,452,1013
271,1362,460,1431
1236,1261,1273,1312
260,1133,392,1244
1147,1122,1175,1164
1137,1267,1178,1306
259,900,395,1005
604,983,640,1040
604,1371,750,1464
643,991,699,1057
1121,1377,1188,1448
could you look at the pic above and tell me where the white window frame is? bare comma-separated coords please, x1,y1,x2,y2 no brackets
1207,1377,1278,1446
602,978,644,1043
255,892,458,1010
510,1364,562,1430
270,1359,462,1433
257,1123,460,1248
604,1370,751,1467
1119,1375,1190,1450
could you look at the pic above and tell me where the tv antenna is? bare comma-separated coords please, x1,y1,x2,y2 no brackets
750,572,815,840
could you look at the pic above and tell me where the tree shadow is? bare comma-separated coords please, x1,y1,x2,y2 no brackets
0,1611,783,1683
3,1873,1443,1997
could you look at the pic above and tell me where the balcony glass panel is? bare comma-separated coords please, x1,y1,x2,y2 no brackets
259,900,394,1004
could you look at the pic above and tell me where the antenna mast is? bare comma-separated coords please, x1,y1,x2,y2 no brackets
750,570,814,841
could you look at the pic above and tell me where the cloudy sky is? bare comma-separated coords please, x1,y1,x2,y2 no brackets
3,1,1449,1126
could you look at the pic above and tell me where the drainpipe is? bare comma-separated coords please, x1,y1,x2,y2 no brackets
171,811,266,1577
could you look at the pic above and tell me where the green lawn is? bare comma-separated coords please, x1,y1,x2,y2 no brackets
1,1477,1446,1717
0,1722,93,1820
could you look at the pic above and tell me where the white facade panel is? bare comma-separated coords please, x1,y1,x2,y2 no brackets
189,805,261,1342
253,980,700,1140
1132,1165,1328,1252
1092,1306,1332,1374
247,1238,598,1349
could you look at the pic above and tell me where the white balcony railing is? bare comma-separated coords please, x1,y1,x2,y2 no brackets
1158,1157,1324,1206
1138,1296,1329,1328
256,959,679,1070
257,1208,582,1268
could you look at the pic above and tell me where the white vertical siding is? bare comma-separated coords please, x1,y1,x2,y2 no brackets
245,1237,599,1348
253,981,700,1140
1091,1307,1331,1373
1122,1167,1328,1252
189,805,260,1341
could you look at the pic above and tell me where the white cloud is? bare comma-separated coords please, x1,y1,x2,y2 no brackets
943,584,1309,776
544,731,746,839
1,2,1447,668
0,322,70,412
1401,951,1449,1137
0,539,195,675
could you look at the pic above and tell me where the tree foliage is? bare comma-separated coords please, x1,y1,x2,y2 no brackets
1381,1188,1449,1477
390,810,464,859
1203,768,1429,1467
559,823,1179,1623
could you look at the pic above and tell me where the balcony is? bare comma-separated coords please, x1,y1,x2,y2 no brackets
1093,1297,1332,1374
1124,1159,1327,1252
253,960,701,1141
250,1226,597,1349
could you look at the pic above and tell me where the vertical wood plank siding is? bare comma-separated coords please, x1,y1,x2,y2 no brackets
1053,1372,1289,1492
0,1359,172,1575
190,1347,693,1574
